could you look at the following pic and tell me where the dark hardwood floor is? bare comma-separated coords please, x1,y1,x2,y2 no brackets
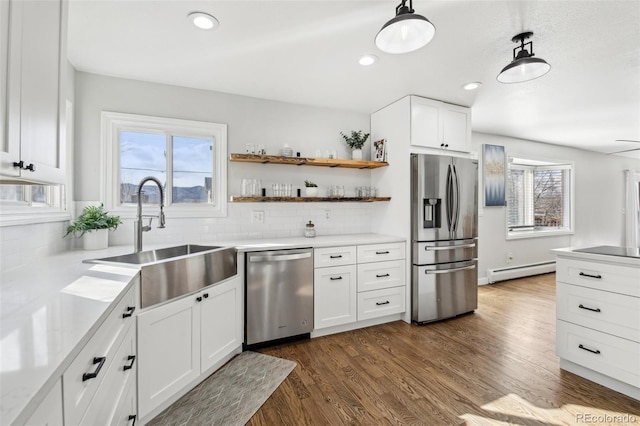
249,274,640,425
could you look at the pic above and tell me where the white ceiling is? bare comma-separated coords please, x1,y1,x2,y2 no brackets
67,0,640,158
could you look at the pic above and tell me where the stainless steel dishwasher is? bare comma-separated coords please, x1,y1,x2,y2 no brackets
246,248,313,346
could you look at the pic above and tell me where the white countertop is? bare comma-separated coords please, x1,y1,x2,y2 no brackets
0,233,404,424
552,247,640,267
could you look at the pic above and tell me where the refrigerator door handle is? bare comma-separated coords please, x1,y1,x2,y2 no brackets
424,243,476,251
446,164,454,231
424,265,476,274
452,164,461,232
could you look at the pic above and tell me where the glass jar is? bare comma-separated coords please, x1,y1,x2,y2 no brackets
304,220,316,238
280,144,293,157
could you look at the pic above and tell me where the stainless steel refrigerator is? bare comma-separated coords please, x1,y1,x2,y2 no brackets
411,153,478,323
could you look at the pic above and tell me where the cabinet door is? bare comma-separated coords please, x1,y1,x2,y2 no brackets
137,295,200,420
1,0,21,178
441,103,471,152
23,378,63,426
410,96,441,148
200,276,242,373
314,265,357,329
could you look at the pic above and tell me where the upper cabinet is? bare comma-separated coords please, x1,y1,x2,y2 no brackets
0,0,67,184
410,96,472,153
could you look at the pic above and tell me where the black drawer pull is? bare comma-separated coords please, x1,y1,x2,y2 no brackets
376,273,390,278
122,306,135,318
578,304,601,313
203,293,209,299
376,301,390,306
123,355,136,371
196,296,203,302
375,251,390,255
579,272,602,279
128,415,137,426
82,356,106,381
578,344,601,355
330,276,343,280
329,255,343,259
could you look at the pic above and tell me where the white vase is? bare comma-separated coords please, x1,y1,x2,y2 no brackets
83,229,109,250
351,149,363,160
305,187,318,197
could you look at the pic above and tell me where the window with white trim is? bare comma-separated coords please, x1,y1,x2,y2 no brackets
507,157,573,237
103,112,227,217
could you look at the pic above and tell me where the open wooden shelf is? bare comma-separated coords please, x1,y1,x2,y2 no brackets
229,153,388,169
230,196,391,203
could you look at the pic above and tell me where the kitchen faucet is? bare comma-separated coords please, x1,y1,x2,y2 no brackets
134,176,166,252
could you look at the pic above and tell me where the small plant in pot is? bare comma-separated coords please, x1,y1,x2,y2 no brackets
340,130,370,160
64,204,122,250
304,180,318,197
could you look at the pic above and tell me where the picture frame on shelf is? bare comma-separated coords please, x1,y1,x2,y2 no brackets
373,139,386,162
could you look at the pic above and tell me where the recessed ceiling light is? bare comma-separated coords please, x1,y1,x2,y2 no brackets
359,54,378,66
463,82,482,91
188,12,219,30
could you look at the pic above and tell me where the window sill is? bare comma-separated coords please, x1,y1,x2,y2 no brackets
0,210,71,227
506,229,574,240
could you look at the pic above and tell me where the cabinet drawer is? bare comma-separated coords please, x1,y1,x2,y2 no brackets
80,322,136,425
557,320,640,388
314,246,356,267
357,259,405,292
556,258,640,297
557,283,640,342
63,284,137,426
357,242,405,263
357,286,405,321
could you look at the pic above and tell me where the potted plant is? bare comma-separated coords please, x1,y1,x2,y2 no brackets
304,180,318,197
340,130,370,160
64,204,122,250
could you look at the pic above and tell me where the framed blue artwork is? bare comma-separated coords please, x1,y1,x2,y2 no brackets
483,144,506,207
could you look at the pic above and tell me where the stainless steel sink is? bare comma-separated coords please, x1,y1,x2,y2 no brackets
86,245,237,308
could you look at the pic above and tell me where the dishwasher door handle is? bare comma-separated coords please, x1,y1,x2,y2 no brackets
249,252,312,262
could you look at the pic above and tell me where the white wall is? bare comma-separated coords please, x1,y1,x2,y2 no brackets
474,132,640,281
73,72,375,244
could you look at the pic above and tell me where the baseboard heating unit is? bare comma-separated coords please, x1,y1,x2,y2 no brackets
487,261,556,284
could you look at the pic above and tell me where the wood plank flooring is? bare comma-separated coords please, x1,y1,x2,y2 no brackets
249,274,640,425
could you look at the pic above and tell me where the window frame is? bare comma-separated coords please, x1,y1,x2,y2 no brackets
101,111,227,218
506,156,575,240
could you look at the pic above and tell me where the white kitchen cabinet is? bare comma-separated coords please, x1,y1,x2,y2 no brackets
1,0,67,183
63,282,138,426
410,96,471,153
555,252,640,399
137,274,242,421
314,264,357,329
22,379,63,426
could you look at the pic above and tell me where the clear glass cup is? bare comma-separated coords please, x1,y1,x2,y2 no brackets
245,144,255,154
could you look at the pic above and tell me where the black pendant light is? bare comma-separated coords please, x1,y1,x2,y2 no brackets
375,0,435,54
497,32,551,83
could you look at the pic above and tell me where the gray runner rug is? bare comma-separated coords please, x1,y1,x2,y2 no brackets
147,351,297,426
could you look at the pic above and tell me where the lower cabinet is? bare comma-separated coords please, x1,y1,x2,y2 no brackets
314,264,357,329
137,275,242,420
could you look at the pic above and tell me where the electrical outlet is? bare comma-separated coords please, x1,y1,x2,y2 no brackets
506,252,514,263
251,210,264,224
325,209,331,220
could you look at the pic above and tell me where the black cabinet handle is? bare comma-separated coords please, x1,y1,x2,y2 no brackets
376,273,390,278
122,306,135,318
203,293,209,299
11,161,35,172
578,344,601,355
330,276,343,280
329,255,343,259
82,356,106,381
196,296,202,302
579,272,602,279
128,415,137,426
376,301,390,306
12,161,24,169
440,143,445,147
24,163,35,172
123,355,136,371
375,251,390,255
578,304,601,313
